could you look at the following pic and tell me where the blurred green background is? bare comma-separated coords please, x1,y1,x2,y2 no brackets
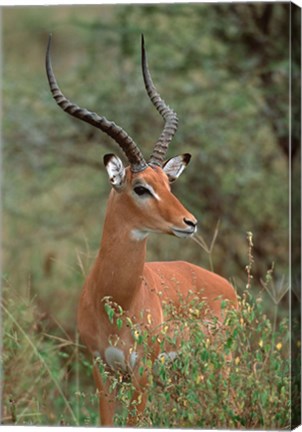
1,3,299,426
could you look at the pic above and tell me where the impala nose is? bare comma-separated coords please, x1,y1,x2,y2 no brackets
183,218,197,230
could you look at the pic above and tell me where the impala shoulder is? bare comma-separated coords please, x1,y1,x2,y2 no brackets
184,262,237,302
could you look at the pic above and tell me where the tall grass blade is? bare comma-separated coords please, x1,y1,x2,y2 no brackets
1,302,78,425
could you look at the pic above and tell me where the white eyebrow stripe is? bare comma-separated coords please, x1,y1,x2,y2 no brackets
144,183,161,201
133,181,161,201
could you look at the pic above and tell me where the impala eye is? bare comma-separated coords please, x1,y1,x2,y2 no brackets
133,185,152,197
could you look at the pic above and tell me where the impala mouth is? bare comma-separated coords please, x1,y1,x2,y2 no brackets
172,226,197,238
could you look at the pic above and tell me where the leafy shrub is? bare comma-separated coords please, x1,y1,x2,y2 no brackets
2,231,291,428
97,287,290,429
1,279,98,426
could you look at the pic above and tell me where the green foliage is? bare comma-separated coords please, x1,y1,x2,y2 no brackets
1,280,98,426
94,289,290,429
1,231,293,427
3,4,291,286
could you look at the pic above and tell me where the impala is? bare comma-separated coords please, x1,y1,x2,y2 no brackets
46,35,237,426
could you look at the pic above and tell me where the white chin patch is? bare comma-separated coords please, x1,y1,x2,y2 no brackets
172,229,192,238
130,229,149,241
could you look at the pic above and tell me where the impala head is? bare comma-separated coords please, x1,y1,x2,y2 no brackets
104,153,197,240
46,34,198,239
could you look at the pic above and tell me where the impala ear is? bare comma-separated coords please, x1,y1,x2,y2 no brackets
103,154,126,191
162,153,191,183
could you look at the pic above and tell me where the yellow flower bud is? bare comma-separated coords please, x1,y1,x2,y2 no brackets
162,325,169,334
196,374,204,384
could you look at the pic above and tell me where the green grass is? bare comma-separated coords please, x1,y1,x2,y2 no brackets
1,251,292,428
99,287,290,429
1,278,98,426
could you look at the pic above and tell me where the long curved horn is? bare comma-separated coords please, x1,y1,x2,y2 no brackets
141,35,179,167
46,35,147,173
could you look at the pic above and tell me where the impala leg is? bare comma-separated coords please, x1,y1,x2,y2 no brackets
92,363,117,426
127,387,148,426
125,371,149,426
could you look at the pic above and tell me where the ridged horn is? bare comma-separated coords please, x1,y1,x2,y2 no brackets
141,35,179,167
45,34,147,173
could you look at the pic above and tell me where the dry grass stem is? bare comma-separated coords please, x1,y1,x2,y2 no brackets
1,301,78,425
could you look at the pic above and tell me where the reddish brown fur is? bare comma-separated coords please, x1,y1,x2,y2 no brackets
77,166,237,426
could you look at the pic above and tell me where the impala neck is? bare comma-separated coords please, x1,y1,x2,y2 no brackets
94,190,147,308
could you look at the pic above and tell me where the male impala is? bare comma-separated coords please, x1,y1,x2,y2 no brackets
46,35,237,426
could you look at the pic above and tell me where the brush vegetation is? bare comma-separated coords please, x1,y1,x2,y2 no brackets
1,234,293,428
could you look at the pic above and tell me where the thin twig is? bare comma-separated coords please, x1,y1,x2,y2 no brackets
191,220,221,272
191,235,209,253
75,331,80,423
209,219,221,253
